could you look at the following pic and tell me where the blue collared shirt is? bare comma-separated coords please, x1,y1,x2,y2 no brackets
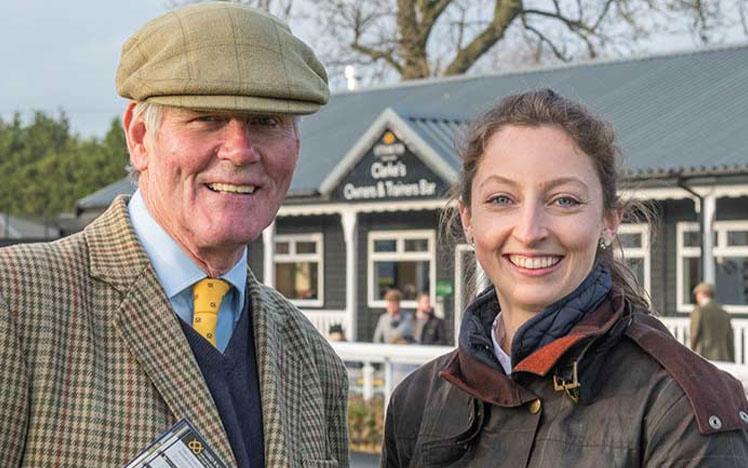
128,191,247,352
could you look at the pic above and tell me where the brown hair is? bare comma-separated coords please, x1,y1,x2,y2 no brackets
384,289,402,302
441,89,654,312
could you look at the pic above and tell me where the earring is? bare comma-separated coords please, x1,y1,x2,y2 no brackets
599,238,608,250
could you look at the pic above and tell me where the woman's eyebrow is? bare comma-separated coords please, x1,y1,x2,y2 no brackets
541,176,590,195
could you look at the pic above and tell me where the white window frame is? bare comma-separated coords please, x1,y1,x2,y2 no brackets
367,229,436,309
274,233,324,307
677,220,748,313
615,224,651,296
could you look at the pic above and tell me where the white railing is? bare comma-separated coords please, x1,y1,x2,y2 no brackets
330,342,452,407
658,316,748,365
302,309,349,337
331,319,748,405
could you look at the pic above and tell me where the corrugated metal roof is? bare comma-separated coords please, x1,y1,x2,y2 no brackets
78,44,748,209
0,213,60,239
292,44,748,193
77,178,135,211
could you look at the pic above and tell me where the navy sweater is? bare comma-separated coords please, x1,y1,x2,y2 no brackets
180,302,264,468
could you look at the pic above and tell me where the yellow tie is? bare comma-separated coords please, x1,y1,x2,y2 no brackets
192,278,231,347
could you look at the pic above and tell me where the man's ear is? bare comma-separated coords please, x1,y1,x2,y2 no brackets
123,101,150,172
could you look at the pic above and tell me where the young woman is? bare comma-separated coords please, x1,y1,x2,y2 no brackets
381,90,748,467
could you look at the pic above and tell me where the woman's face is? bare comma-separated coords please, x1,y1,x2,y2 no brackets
460,125,619,315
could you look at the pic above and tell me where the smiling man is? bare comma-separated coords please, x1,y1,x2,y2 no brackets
0,3,348,467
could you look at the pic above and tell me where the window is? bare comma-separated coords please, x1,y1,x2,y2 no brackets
614,224,651,295
274,233,323,307
368,230,435,308
677,221,748,313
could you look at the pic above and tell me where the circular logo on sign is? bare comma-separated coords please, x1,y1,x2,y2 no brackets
382,131,396,145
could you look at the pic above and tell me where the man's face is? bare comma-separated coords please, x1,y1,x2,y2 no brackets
417,295,431,313
386,299,401,316
129,106,299,266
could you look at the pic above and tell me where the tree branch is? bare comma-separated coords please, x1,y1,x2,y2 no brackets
444,0,522,75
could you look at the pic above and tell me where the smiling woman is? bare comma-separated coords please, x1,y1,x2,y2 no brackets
381,89,748,467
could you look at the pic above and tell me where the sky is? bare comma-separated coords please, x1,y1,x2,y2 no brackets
2,1,746,138
1,1,173,137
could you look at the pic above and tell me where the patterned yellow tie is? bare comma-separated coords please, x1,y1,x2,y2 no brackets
192,278,231,347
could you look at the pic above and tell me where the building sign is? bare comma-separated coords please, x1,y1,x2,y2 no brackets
332,130,449,202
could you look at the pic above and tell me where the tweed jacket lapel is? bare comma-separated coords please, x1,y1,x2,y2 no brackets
248,268,303,467
85,196,236,466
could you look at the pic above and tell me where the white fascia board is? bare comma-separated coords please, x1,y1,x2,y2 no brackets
318,108,458,196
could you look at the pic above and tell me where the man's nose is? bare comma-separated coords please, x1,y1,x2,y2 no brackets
512,202,548,246
217,118,261,165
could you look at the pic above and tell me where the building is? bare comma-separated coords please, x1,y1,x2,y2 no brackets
0,212,60,247
76,44,748,344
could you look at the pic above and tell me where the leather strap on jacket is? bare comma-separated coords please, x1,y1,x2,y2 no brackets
626,313,748,435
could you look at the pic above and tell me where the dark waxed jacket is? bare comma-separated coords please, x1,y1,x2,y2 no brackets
690,300,735,362
382,293,748,467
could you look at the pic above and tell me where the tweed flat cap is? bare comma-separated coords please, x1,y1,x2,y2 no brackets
116,2,328,115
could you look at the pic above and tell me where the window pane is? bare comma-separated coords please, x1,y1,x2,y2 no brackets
683,231,700,247
275,262,319,300
404,238,429,252
296,241,317,254
373,260,430,301
618,233,642,249
716,257,748,306
275,241,289,254
682,257,701,305
624,257,645,288
727,231,748,246
374,239,397,252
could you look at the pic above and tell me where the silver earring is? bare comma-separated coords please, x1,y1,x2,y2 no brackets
599,238,608,250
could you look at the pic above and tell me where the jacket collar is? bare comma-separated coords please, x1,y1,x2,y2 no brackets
86,196,235,466
441,294,625,407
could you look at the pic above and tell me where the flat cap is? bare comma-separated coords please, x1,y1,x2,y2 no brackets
693,282,715,296
116,2,328,115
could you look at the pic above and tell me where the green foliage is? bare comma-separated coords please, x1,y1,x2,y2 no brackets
0,111,128,217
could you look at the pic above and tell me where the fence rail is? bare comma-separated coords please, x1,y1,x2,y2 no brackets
328,316,748,405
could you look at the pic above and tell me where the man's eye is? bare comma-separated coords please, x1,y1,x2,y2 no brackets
249,116,280,127
195,115,224,123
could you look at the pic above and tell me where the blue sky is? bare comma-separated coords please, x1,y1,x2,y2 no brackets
2,1,745,137
0,0,165,137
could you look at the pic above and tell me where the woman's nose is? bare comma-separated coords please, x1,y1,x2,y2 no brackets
512,203,549,246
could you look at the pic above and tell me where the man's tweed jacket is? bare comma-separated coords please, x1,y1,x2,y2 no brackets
0,197,349,467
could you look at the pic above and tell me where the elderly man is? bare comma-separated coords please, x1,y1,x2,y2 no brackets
0,3,348,467
690,282,735,362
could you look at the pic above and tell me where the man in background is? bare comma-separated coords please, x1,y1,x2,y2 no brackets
372,289,414,344
0,3,348,467
690,282,734,362
412,292,447,345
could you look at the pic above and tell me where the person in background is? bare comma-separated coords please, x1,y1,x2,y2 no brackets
690,282,735,362
381,89,748,467
412,292,447,345
328,323,347,342
0,4,348,467
372,289,414,344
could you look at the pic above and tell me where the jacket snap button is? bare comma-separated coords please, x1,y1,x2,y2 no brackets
528,399,542,415
708,415,722,430
739,411,748,423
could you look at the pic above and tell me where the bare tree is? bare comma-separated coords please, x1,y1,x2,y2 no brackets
168,0,747,87
315,0,748,85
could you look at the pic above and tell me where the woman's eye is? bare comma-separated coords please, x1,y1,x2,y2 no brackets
553,196,581,208
488,194,513,206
